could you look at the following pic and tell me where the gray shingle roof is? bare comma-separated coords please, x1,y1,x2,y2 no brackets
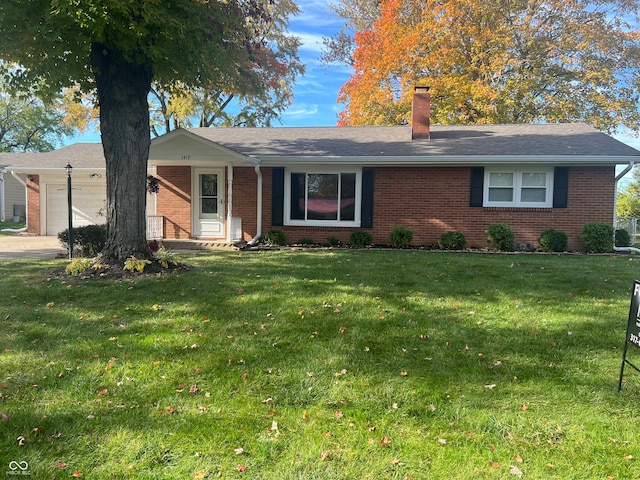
0,143,105,170
188,123,640,158
2,123,638,171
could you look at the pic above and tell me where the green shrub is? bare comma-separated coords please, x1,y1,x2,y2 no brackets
58,224,107,256
581,222,614,253
538,229,568,252
350,230,372,247
615,228,631,248
154,247,177,268
439,231,466,250
327,236,342,246
390,225,414,247
486,224,515,251
296,238,314,245
264,229,286,246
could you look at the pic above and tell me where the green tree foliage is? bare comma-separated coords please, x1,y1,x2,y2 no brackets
0,0,302,263
617,167,640,218
325,0,640,132
0,79,90,152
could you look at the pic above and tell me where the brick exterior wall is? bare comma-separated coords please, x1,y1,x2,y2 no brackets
255,166,614,251
155,166,192,239
154,164,615,251
26,175,40,235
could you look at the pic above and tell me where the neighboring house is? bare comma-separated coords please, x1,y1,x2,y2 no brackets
4,88,639,251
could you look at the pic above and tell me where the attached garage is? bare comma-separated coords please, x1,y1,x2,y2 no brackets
44,183,106,235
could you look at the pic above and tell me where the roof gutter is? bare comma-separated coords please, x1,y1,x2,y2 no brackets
613,160,640,253
247,161,263,246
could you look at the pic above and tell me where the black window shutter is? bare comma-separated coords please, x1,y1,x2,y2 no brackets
361,169,374,228
470,167,484,207
272,167,285,226
553,167,569,208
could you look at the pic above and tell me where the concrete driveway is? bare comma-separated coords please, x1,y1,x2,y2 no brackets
0,234,66,260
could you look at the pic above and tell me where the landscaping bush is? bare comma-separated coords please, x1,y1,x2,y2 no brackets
264,229,286,246
486,223,515,251
538,229,568,252
327,236,342,247
439,231,466,250
296,238,314,245
58,224,107,256
350,230,372,247
581,222,614,253
615,228,631,248
390,225,414,247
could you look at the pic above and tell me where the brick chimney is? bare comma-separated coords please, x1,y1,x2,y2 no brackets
411,85,430,140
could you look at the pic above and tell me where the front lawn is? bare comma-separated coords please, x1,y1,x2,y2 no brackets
1,250,640,479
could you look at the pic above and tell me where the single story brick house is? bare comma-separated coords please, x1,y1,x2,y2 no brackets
4,88,639,251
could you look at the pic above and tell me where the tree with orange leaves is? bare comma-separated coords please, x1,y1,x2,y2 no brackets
328,0,640,133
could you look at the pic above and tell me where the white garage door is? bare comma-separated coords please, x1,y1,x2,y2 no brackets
46,184,107,235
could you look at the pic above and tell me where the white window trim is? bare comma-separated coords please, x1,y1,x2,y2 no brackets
284,167,362,227
484,167,554,208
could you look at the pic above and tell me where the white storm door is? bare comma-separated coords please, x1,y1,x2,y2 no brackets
193,168,224,237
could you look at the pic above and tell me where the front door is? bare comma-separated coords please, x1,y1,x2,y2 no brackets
193,168,224,237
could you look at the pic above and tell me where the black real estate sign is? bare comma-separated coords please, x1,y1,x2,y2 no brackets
618,280,640,392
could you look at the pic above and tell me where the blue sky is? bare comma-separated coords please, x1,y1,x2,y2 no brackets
72,0,640,159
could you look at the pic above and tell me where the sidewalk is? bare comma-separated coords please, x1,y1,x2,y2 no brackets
0,234,66,260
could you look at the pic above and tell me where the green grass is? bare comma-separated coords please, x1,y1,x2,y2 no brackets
0,221,25,235
1,250,640,479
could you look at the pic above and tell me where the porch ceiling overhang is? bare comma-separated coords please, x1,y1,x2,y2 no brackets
255,154,639,167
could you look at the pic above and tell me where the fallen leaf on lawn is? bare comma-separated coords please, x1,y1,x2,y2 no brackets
625,455,634,460
489,461,500,468
437,438,447,446
236,288,245,294
108,337,117,342
106,358,116,370
429,404,436,412
47,302,55,307
236,465,247,473
520,404,529,411
17,436,25,446
400,371,408,377
202,317,210,322
165,406,176,414
153,361,161,366
379,437,391,447
510,465,524,476
72,470,83,477
192,471,207,479
339,325,347,333
391,458,405,466
97,389,108,396
334,411,344,419
56,462,67,468
152,304,163,311
234,447,245,455
514,455,523,463
484,384,497,389
262,397,273,404
189,385,198,393
302,410,309,420
1,413,8,422
320,450,331,461
546,463,554,468
333,308,341,313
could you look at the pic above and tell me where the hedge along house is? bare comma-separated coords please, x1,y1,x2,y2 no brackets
6,87,640,251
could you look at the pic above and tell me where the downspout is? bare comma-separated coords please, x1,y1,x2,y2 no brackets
0,171,28,233
227,162,233,243
247,162,263,246
614,160,640,253
0,171,4,222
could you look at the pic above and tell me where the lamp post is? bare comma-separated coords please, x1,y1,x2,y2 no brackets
65,163,73,259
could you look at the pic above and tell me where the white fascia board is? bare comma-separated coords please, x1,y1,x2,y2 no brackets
256,155,638,166
6,167,107,174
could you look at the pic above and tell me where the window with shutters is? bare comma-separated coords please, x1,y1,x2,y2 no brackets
484,168,553,207
284,168,362,226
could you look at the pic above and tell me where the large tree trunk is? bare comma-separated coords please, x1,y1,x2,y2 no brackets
90,42,154,264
